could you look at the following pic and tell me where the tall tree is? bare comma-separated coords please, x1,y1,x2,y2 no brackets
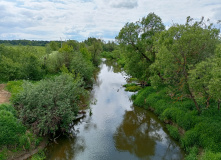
116,13,165,82
151,17,220,112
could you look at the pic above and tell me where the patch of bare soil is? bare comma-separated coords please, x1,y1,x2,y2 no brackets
0,84,11,104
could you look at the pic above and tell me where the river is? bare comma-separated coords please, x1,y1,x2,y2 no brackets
46,59,185,160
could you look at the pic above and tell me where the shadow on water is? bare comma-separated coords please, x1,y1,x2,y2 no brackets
114,106,184,160
46,59,184,160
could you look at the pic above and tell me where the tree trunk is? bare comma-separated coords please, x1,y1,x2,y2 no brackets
189,89,201,113
182,54,200,113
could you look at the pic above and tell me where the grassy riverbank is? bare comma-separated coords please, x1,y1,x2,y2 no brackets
131,86,221,159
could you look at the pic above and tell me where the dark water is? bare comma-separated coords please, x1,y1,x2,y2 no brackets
46,59,185,160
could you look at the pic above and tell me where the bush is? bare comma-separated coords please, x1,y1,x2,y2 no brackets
153,99,168,115
181,130,199,150
185,146,198,160
0,148,7,160
0,103,17,116
195,121,221,152
133,87,155,107
161,107,183,122
19,134,31,150
166,125,180,140
0,109,26,147
201,150,221,160
31,150,46,160
16,73,85,136
176,111,199,130
70,53,94,85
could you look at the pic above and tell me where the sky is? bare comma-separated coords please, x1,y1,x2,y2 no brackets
0,0,221,42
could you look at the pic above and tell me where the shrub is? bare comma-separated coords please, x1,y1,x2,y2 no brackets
153,99,168,115
0,149,7,160
133,87,155,107
19,134,31,150
185,146,198,160
70,53,94,85
161,107,183,122
181,130,199,150
0,103,17,116
195,121,221,152
166,125,180,140
176,111,199,130
31,150,46,160
16,73,85,136
201,150,221,160
0,110,26,147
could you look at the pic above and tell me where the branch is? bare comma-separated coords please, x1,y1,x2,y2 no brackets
131,42,153,63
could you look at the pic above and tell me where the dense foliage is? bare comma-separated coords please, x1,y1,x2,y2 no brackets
14,74,85,136
0,37,103,158
0,45,44,82
116,13,221,159
0,103,42,160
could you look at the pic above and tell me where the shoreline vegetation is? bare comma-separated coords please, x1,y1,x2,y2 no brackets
103,13,221,159
0,12,221,160
0,38,104,159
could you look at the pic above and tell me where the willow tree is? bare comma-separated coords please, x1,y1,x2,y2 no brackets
151,17,220,113
116,13,165,83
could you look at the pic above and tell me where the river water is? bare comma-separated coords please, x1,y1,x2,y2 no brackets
46,59,185,160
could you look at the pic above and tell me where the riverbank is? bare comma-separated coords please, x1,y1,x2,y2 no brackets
45,59,184,160
0,84,48,160
131,85,221,159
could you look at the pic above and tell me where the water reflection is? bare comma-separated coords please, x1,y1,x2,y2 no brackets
46,134,86,160
114,106,184,160
46,59,184,160
104,59,122,73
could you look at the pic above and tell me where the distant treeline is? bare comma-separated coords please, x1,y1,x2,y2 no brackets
0,40,58,46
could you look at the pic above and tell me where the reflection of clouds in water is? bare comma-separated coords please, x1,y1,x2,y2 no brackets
46,59,184,160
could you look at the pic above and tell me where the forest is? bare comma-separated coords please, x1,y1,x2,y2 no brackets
0,12,221,160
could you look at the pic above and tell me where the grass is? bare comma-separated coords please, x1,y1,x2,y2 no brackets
132,86,221,159
123,83,142,92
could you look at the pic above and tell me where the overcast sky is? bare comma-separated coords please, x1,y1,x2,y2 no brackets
0,0,221,42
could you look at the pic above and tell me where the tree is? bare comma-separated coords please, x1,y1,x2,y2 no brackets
15,74,85,136
58,44,74,69
151,17,220,112
208,46,221,110
87,39,103,66
116,13,165,82
70,52,94,86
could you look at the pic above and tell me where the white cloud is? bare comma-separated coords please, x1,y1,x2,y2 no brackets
0,0,220,41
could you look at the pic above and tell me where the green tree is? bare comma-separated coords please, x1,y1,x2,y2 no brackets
58,44,74,69
208,46,221,110
152,17,220,112
80,44,92,61
70,52,94,86
15,74,85,136
116,12,165,82
49,41,60,51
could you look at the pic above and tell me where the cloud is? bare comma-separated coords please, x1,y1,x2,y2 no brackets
0,0,221,41
109,0,138,9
